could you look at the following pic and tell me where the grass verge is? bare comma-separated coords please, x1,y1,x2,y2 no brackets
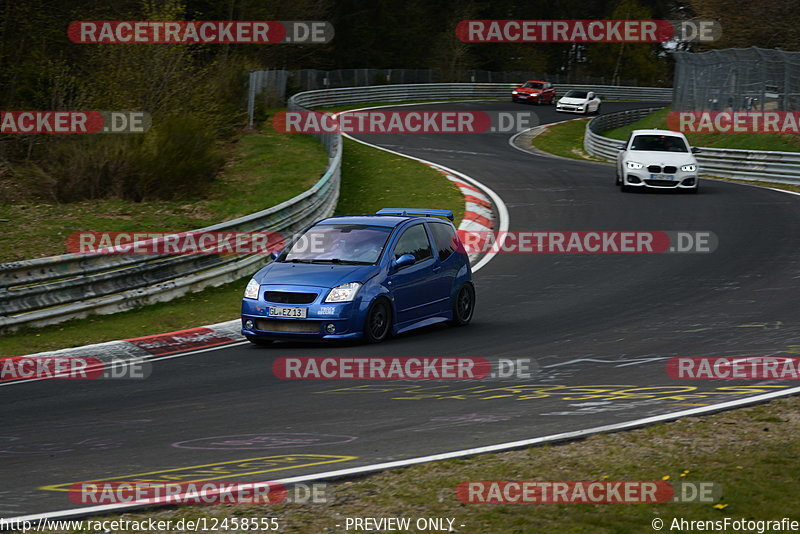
0,114,327,264
0,131,463,358
602,107,800,152
529,118,603,161
336,137,465,218
52,394,800,533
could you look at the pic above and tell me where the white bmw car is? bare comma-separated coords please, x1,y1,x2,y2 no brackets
616,129,701,193
556,90,601,114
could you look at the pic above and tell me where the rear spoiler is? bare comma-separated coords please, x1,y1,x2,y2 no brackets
376,208,454,221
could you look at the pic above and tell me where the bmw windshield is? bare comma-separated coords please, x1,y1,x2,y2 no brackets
630,135,689,152
281,224,393,264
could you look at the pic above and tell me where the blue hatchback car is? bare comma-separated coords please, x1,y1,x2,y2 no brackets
241,208,474,344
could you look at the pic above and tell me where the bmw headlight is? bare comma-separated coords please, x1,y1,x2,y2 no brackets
325,282,362,303
244,278,260,299
626,161,644,170
681,164,697,172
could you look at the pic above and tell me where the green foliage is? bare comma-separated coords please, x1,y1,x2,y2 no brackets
0,0,256,202
10,114,223,202
585,0,670,86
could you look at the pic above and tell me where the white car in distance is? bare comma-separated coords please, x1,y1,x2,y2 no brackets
556,90,601,114
616,129,701,193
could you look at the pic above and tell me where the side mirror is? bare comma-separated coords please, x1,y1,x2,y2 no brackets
617,144,627,151
393,253,416,270
269,249,283,261
691,147,702,154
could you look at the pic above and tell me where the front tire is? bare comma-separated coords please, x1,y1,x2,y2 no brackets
364,299,391,343
450,283,475,326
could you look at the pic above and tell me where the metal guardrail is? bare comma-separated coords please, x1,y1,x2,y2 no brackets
0,103,341,333
0,82,670,333
284,83,672,109
584,109,800,185
583,107,668,160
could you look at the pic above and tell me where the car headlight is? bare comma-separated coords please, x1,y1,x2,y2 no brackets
244,278,260,299
681,164,697,172
512,91,519,94
626,161,643,170
325,282,362,303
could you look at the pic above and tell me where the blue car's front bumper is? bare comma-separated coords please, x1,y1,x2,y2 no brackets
241,285,367,341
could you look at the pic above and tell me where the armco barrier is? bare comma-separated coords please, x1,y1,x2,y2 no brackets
0,82,670,333
283,83,672,109
249,79,672,123
0,106,341,333
585,108,800,185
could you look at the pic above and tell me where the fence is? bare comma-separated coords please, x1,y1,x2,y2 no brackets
673,47,800,112
584,108,800,185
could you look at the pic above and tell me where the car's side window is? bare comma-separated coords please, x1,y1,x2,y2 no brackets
393,224,432,265
429,223,457,261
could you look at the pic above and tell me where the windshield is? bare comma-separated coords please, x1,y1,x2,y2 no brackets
630,135,689,152
522,82,544,89
282,224,393,264
564,90,588,98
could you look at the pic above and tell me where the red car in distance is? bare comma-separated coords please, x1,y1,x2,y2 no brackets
511,80,556,105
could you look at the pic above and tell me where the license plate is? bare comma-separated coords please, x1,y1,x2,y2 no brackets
650,173,674,180
269,306,307,318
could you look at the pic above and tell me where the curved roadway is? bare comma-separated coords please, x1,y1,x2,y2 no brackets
3,101,800,518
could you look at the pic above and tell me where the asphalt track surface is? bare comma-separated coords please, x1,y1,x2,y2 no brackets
3,101,800,518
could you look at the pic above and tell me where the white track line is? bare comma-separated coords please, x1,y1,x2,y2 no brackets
0,341,250,388
6,383,800,524
5,102,798,524
335,104,510,273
